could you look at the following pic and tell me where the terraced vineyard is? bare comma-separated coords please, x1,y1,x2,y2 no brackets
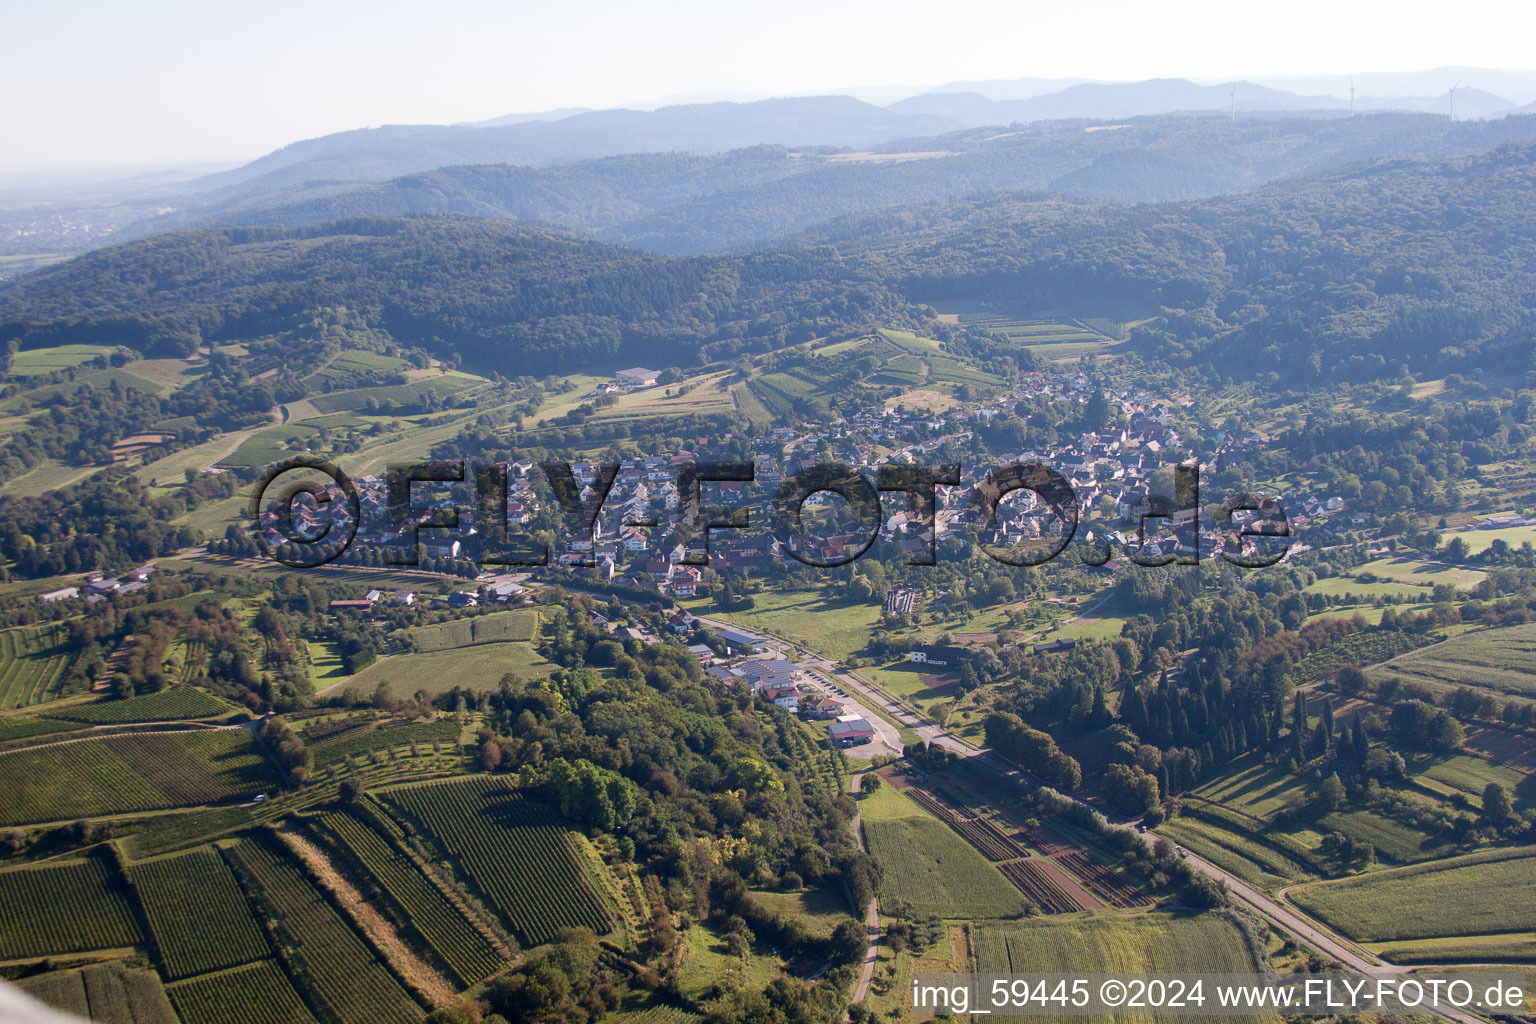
382,776,613,947
1369,623,1536,704
310,719,462,768
41,686,232,724
0,857,144,959
405,609,539,652
128,847,272,979
168,959,317,1024
0,714,79,743
1284,630,1436,685
0,622,81,709
0,729,277,825
17,961,179,1024
226,839,423,1024
316,809,506,986
952,313,1119,362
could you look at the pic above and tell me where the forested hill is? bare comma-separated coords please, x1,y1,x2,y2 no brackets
0,218,910,374
810,141,1536,382
134,113,1536,256
4,141,1536,383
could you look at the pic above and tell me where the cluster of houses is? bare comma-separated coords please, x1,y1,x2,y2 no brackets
244,361,1354,595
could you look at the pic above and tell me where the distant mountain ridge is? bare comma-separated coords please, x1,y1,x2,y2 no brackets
131,112,1536,256
197,96,964,192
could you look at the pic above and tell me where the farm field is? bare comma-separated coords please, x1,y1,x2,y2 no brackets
225,838,424,1024
1287,847,1536,942
336,643,553,700
0,729,277,825
315,809,506,987
40,686,233,724
0,622,82,709
1368,623,1536,704
858,783,1027,920
128,846,272,980
405,609,540,651
972,913,1271,1021
973,912,1260,973
16,961,179,1024
0,857,144,959
1155,816,1309,890
167,959,317,1024
1411,753,1531,807
381,776,613,948
1369,931,1536,965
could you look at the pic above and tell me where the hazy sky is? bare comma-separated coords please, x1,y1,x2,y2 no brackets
5,0,1536,174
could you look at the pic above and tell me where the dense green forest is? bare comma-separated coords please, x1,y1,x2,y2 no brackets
6,141,1536,383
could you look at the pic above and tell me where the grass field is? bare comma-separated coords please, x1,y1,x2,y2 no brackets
683,591,882,662
1453,525,1536,555
1368,623,1536,704
1287,847,1536,942
677,923,780,999
304,639,350,687
859,784,1027,919
748,886,856,939
335,643,551,699
7,345,111,376
0,729,278,825
1412,753,1531,808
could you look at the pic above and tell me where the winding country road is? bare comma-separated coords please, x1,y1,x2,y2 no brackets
846,769,882,1010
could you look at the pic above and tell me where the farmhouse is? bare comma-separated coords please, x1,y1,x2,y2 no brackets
907,644,967,667
615,367,660,387
829,717,875,747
